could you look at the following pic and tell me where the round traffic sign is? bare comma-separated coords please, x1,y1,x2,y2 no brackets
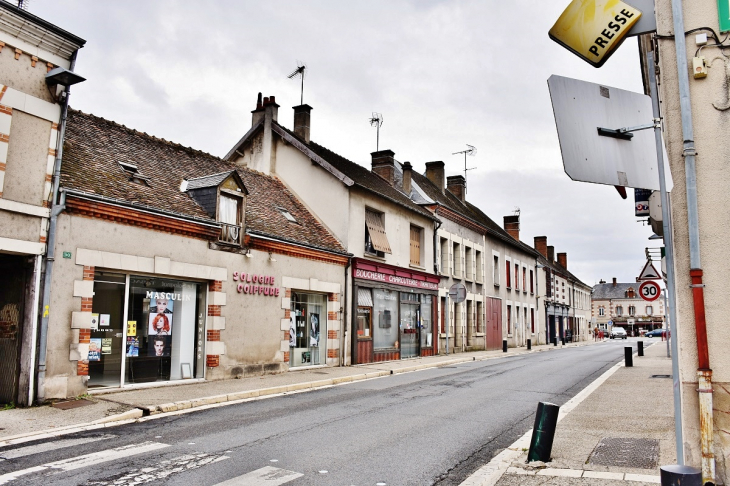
448,283,467,303
639,280,661,302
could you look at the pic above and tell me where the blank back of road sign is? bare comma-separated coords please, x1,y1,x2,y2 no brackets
547,75,673,191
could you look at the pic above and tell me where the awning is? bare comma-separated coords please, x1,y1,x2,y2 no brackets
358,288,373,307
365,211,392,254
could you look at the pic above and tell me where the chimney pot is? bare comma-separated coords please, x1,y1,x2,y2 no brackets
534,236,548,258
613,277,617,287
503,215,520,241
293,104,313,144
446,175,466,202
402,162,412,195
547,245,555,263
371,150,396,186
252,92,265,125
425,161,445,193
557,252,567,269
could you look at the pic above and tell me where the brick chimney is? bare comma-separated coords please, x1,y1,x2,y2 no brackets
371,150,396,186
547,245,555,263
293,104,312,143
612,277,617,287
503,215,520,241
447,175,466,202
557,252,567,269
402,162,412,195
425,161,445,193
263,95,279,122
251,92,265,125
534,236,548,258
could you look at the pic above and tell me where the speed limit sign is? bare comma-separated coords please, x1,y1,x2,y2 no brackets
639,280,661,302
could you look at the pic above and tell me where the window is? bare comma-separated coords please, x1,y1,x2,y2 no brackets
493,255,500,286
277,207,297,223
357,288,373,340
465,247,473,280
646,305,653,315
598,306,605,316
453,242,462,277
440,238,449,275
629,306,635,316
530,308,535,333
507,305,512,334
616,306,623,316
118,161,150,186
522,267,527,293
529,270,534,294
476,301,484,333
505,260,511,288
514,263,520,291
475,250,483,283
410,225,422,266
365,210,391,257
219,194,242,245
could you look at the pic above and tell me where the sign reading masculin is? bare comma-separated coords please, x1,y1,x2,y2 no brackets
549,0,642,68
639,280,661,302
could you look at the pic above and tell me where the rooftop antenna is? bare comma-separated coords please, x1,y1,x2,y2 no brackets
17,0,29,9
513,207,521,216
452,144,477,190
369,113,383,151
287,61,307,105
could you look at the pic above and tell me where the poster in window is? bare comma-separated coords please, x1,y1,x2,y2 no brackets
149,313,172,335
101,338,112,355
99,314,110,327
309,313,320,347
127,321,137,337
90,313,99,330
88,338,101,361
126,336,139,357
148,335,171,357
289,316,296,348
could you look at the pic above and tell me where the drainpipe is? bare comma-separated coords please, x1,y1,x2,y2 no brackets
670,2,714,482
36,50,78,403
342,257,351,366
433,214,442,354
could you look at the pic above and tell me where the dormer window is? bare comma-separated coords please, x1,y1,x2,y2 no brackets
219,194,241,244
118,162,150,186
185,170,248,247
277,207,297,223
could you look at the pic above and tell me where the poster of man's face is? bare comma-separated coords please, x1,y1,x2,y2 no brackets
148,336,170,357
310,313,320,347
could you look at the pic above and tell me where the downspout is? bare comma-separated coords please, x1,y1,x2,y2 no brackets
670,2,714,482
342,257,351,367
433,215,442,354
36,50,78,403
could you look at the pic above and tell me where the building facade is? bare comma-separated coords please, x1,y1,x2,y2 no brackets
591,279,665,336
0,3,85,406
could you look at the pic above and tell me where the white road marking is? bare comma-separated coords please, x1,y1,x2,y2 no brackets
0,441,169,485
213,466,304,485
0,435,115,461
87,452,229,485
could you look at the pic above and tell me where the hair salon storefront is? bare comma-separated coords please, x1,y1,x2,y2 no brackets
351,259,440,364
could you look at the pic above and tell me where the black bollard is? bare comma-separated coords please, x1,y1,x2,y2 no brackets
561,336,565,345
527,401,560,463
659,465,701,486
553,336,557,346
527,338,531,350
503,339,508,353
638,340,644,356
624,346,633,367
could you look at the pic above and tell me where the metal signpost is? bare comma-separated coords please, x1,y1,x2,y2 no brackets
446,283,467,356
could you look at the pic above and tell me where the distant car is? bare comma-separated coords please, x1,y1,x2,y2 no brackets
611,327,627,339
645,329,665,338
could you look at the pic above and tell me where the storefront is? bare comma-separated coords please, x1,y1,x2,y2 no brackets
88,272,206,388
289,291,327,367
351,259,439,364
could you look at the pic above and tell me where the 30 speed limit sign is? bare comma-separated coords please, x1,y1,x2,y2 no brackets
639,280,661,302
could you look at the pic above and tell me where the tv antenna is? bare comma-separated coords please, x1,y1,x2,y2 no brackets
17,0,30,9
452,144,477,188
287,61,307,105
369,113,383,151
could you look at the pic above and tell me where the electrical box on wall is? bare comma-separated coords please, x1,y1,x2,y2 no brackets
693,57,708,79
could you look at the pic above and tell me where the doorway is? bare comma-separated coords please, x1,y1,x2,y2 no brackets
0,255,27,405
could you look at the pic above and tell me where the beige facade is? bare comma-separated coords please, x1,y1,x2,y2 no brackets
650,1,730,480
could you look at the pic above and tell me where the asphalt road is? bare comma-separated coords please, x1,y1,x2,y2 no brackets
0,340,638,486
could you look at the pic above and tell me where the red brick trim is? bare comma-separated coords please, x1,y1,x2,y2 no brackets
206,355,219,367
210,280,223,292
14,48,21,60
285,289,291,298
248,238,349,266
328,293,338,302
283,351,290,362
0,103,11,115
327,348,339,358
47,62,54,73
327,330,337,340
206,330,220,341
31,56,38,67
327,311,337,320
79,328,91,344
83,266,95,281
208,305,221,317
81,297,93,312
77,360,89,376
65,197,220,241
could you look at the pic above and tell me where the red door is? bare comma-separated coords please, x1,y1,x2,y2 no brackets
486,297,502,351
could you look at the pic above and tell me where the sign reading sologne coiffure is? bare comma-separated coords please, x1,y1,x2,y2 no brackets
549,0,642,68
354,268,439,291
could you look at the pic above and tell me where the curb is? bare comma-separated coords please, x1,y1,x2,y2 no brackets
0,341,599,446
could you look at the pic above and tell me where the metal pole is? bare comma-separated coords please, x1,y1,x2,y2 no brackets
664,288,670,358
647,51,684,465
445,294,449,355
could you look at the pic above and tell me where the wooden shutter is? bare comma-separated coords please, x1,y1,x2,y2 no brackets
410,226,421,266
365,211,392,253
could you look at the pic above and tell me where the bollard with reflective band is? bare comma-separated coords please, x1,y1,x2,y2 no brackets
527,338,531,350
638,340,644,356
503,339,508,353
660,465,701,486
527,401,560,463
625,346,633,367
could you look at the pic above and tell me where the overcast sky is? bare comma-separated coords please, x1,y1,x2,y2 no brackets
29,0,661,286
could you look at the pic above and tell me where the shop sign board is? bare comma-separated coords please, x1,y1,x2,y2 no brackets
639,280,661,302
720,0,730,33
448,283,467,303
549,0,642,68
635,188,651,217
232,272,279,296
354,268,439,291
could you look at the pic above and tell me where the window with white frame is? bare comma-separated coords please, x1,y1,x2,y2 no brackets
475,250,483,283
629,305,635,316
440,237,449,275
616,306,623,317
505,259,511,288
646,305,653,315
598,306,605,316
465,246,473,281
514,263,519,290
365,209,391,257
453,241,462,278
493,255,500,286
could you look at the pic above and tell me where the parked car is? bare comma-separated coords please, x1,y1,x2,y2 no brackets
645,329,665,338
611,327,628,339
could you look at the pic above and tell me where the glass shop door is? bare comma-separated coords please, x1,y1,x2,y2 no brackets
399,293,420,359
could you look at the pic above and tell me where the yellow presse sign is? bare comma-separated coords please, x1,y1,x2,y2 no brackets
549,0,642,68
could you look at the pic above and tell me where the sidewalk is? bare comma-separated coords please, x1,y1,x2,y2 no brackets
463,340,675,486
0,340,590,445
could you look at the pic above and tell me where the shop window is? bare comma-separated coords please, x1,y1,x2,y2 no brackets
410,225,422,266
420,295,433,348
365,209,391,257
646,305,653,316
289,292,326,366
357,288,373,340
373,288,398,350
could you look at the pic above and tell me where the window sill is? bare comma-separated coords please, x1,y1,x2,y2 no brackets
362,253,387,262
409,264,426,271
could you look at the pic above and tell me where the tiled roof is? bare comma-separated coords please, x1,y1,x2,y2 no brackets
61,109,347,255
592,282,642,299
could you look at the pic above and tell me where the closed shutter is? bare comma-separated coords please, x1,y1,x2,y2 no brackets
410,227,421,266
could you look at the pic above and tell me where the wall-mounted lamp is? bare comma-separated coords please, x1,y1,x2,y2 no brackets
268,252,277,262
